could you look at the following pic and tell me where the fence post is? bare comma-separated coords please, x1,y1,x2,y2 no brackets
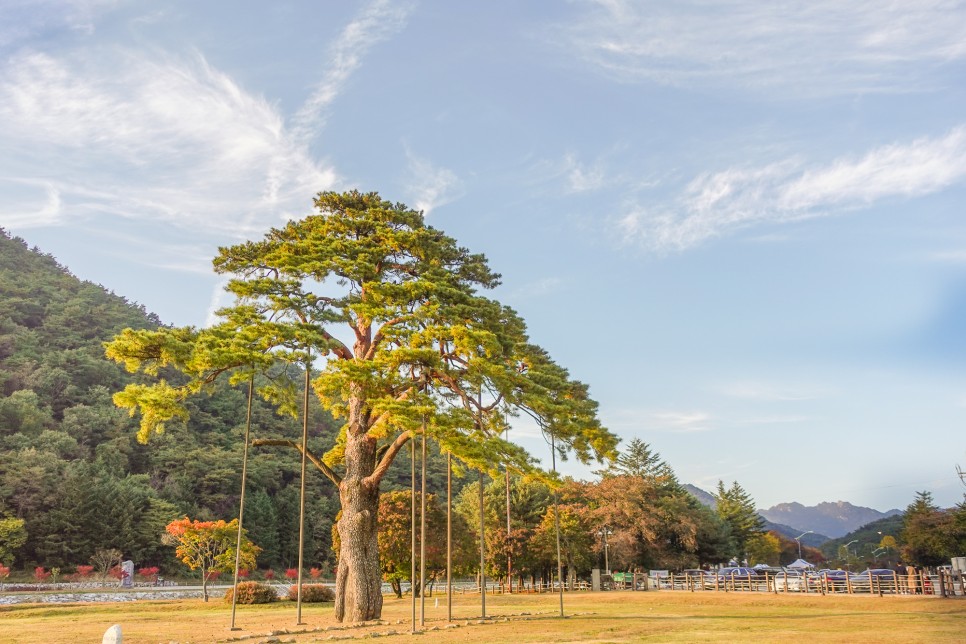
845,572,852,595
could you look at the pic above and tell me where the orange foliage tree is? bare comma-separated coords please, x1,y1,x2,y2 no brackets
163,517,259,601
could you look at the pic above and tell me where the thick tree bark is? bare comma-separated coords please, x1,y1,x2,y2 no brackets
334,405,383,622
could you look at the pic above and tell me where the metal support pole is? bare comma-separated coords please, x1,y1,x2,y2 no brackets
479,469,486,618
411,437,416,632
505,426,512,594
447,452,452,622
230,376,255,631
419,428,427,626
551,431,564,617
295,364,310,625
603,529,609,574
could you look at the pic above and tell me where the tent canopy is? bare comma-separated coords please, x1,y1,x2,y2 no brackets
787,558,814,569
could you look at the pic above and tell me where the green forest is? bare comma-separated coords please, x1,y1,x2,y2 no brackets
0,228,349,573
0,227,963,585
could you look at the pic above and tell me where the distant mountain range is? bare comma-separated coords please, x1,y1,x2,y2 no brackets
760,501,901,539
683,484,901,541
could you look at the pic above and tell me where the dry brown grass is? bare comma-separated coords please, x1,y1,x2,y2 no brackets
0,590,963,643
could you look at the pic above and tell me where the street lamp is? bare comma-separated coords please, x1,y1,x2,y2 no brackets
843,539,858,569
844,539,858,556
597,528,613,574
794,531,813,560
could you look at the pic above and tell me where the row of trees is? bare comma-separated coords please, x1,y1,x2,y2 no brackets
899,491,966,567
367,438,819,593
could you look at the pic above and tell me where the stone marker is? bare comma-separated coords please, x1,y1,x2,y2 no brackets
103,624,122,644
121,560,134,588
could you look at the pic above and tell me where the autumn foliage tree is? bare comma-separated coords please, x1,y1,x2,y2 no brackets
374,489,474,598
106,190,616,622
163,517,259,602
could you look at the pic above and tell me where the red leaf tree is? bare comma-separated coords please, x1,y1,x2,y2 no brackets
163,517,259,602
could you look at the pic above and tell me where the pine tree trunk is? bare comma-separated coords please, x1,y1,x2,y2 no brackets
334,416,383,622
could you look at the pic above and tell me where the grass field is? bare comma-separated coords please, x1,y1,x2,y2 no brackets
0,591,963,643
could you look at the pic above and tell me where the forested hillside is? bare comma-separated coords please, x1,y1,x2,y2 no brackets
0,229,354,573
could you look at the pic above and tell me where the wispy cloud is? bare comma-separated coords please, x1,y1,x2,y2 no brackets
0,0,114,47
511,277,564,300
562,152,606,193
607,408,713,433
736,415,809,426
926,250,966,264
402,147,463,215
527,151,637,196
0,50,336,235
290,0,414,141
620,127,966,251
649,411,713,433
559,0,966,94
718,381,828,402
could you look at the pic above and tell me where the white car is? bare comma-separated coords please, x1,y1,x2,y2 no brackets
773,571,808,592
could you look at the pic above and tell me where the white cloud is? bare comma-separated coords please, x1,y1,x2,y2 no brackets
607,408,713,433
402,148,463,215
621,127,966,251
737,415,809,425
718,381,827,402
0,0,115,47
0,50,337,235
649,411,712,432
926,250,966,264
527,151,632,196
290,0,414,141
563,153,606,193
511,277,564,300
560,0,966,94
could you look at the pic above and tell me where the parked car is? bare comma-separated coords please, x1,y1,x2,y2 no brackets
773,570,807,592
679,569,714,589
813,569,851,590
716,567,759,579
852,568,896,578
850,569,897,587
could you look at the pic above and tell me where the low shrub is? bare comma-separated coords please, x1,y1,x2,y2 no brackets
223,581,279,605
287,584,335,603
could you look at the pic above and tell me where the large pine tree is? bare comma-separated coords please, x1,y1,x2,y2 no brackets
714,480,765,561
105,191,617,622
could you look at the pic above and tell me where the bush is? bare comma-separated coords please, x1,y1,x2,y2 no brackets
223,581,279,605
287,584,335,603
137,566,160,582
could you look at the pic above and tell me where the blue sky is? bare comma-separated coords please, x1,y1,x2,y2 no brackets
2,0,965,512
